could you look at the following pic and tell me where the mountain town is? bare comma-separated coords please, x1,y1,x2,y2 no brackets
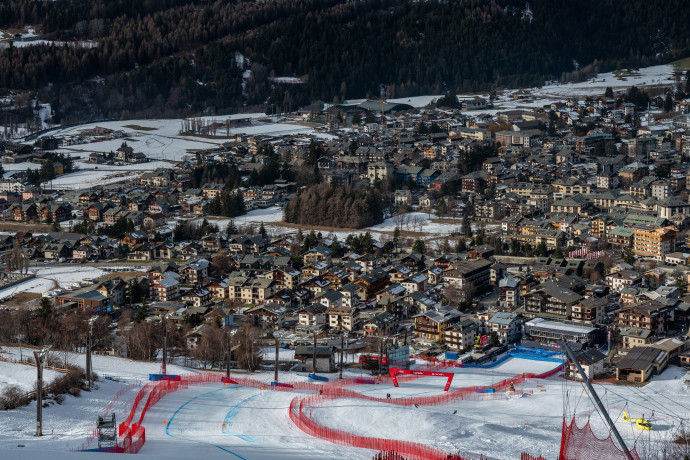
2,66,690,460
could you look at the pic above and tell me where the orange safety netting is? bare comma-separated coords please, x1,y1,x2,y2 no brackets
559,416,642,460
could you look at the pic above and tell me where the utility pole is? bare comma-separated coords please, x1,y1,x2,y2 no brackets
561,341,633,459
312,331,317,374
339,334,344,379
274,337,279,383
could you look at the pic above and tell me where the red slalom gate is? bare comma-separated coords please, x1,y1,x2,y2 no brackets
389,368,455,391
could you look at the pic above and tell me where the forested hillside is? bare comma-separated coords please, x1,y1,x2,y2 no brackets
1,0,689,122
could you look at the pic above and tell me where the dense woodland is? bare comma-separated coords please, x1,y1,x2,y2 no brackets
0,0,689,122
283,183,386,228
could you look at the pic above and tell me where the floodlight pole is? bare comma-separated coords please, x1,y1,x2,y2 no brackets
561,341,633,459
312,331,317,374
34,347,50,436
86,324,92,389
162,318,167,375
226,333,231,378
274,337,279,383
34,350,43,436
86,318,96,389
339,333,344,379
17,333,23,361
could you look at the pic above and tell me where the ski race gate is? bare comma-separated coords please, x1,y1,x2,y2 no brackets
388,368,454,391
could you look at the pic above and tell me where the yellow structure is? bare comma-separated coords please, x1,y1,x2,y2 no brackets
632,225,677,261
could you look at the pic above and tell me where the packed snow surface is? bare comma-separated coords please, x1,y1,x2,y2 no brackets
1,347,688,460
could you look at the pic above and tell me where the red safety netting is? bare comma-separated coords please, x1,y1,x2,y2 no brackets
520,454,547,460
559,416,642,460
290,393,458,460
106,364,562,457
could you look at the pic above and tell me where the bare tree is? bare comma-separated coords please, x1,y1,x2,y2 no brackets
193,325,226,369
234,323,263,371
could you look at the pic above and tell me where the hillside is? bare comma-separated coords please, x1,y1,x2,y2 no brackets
0,0,689,123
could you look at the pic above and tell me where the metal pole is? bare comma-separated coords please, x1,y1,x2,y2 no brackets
312,331,317,374
86,324,92,389
339,334,344,379
226,333,231,378
274,337,279,383
561,341,633,459
378,334,384,375
18,334,23,361
162,318,167,375
34,351,43,437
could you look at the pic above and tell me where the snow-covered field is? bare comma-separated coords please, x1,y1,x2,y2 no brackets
0,345,689,460
216,206,498,248
386,64,676,113
39,117,315,164
0,266,107,299
0,360,61,392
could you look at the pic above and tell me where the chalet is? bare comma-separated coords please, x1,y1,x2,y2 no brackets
246,303,287,328
354,269,390,299
326,305,359,331
297,304,327,327
414,306,463,343
303,245,333,265
294,345,334,373
617,300,671,335
444,318,479,351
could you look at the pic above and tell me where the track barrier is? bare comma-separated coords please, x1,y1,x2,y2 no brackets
271,382,294,388
102,363,563,458
148,374,180,381
520,454,547,460
559,416,641,460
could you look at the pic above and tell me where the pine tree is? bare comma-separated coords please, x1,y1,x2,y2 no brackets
134,300,148,323
392,226,400,252
38,297,53,319
623,247,636,265
664,92,673,113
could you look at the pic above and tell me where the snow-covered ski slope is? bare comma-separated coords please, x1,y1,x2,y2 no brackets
2,347,690,460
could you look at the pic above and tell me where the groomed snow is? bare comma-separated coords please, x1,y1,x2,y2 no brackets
0,347,689,460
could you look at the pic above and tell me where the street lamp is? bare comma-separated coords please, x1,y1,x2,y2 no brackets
35,345,51,437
